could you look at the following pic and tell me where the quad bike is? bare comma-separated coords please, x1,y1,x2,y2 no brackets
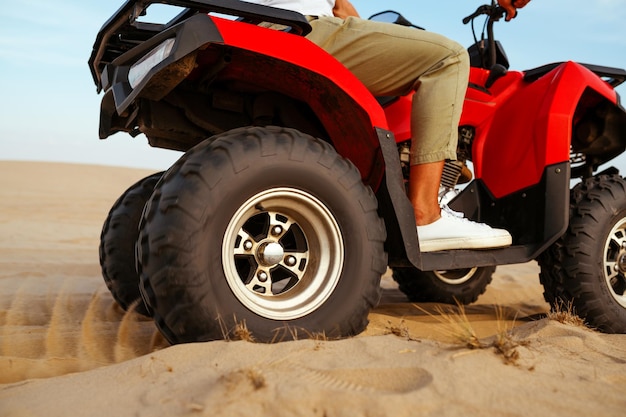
90,0,626,343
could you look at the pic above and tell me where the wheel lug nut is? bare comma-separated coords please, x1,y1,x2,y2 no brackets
285,256,297,267
272,226,283,236
258,271,268,282
244,240,253,251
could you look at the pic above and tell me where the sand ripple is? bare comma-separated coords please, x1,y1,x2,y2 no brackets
0,276,167,383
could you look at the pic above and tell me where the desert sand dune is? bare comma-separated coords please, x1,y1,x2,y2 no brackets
0,161,625,416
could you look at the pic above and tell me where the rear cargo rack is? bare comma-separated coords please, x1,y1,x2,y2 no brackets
88,0,311,91
524,62,626,88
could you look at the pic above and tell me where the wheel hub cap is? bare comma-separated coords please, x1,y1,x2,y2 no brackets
258,242,284,266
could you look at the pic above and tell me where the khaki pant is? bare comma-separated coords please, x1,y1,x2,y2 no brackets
307,16,469,164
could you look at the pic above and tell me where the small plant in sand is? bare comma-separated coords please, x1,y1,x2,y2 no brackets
218,316,257,342
221,367,267,391
491,304,523,365
267,324,328,344
245,368,267,390
413,301,526,365
275,325,330,349
232,320,256,342
547,300,587,328
221,320,330,345
425,302,483,349
385,319,419,341
308,330,329,350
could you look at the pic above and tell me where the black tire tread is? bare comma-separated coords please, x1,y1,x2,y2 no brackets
392,266,494,305
99,172,163,316
538,174,626,333
138,126,387,343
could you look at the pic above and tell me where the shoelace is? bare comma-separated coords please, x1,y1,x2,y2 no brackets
441,204,493,229
441,204,464,218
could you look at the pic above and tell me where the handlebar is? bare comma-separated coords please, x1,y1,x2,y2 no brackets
462,3,505,25
462,3,507,69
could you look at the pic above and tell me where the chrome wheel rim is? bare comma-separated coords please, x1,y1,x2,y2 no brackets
222,188,344,320
603,218,626,308
433,268,478,285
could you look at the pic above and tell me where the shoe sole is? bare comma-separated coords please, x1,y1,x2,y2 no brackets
419,234,512,253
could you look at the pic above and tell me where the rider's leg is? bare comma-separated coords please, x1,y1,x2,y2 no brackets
408,161,444,226
307,16,511,251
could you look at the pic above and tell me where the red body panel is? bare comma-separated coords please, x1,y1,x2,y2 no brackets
385,61,619,199
213,18,386,124
472,62,617,198
383,96,412,142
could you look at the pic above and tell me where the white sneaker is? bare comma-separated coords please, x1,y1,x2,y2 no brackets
417,205,512,252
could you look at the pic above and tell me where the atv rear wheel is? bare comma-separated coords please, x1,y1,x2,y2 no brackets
539,175,626,333
99,172,163,316
392,266,494,305
138,126,387,344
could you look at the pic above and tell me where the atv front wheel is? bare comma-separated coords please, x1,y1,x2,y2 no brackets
392,266,494,305
539,175,626,333
99,172,163,316
138,127,387,344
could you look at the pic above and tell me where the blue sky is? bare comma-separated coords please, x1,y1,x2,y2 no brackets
1,0,625,170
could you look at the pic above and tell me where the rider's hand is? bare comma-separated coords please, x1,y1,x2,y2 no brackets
333,0,360,19
497,0,531,21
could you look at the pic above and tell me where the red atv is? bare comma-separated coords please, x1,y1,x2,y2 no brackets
91,0,626,343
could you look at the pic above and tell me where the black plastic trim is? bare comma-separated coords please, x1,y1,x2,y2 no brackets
375,132,572,271
524,62,626,87
374,127,420,267
418,162,570,271
89,0,312,90
106,13,223,117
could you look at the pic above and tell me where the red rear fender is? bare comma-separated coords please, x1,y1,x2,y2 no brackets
209,17,388,186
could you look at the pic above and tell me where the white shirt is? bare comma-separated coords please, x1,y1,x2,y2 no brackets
243,0,335,17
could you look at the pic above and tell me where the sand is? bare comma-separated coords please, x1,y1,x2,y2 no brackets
0,161,625,416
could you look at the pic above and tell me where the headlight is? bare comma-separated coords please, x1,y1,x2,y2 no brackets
128,38,176,89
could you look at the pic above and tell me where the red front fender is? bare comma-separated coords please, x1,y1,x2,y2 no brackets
467,62,619,198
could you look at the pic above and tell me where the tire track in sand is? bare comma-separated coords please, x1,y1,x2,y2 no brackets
0,275,167,384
